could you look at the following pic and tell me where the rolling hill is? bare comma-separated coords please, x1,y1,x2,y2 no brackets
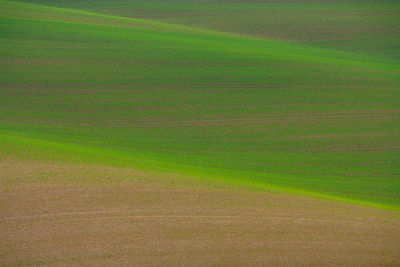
2,0,399,208
1,0,400,265
11,0,400,59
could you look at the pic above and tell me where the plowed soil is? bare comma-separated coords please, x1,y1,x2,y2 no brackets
1,157,399,266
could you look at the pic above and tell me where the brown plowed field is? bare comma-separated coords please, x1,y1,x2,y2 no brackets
1,157,399,266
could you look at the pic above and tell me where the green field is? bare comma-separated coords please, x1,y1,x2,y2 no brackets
11,0,400,59
1,0,400,210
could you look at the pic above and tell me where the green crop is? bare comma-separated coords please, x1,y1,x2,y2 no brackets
1,0,399,209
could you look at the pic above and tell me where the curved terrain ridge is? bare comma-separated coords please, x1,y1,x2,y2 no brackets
0,0,400,265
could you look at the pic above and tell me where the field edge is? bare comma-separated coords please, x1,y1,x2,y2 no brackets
2,131,399,213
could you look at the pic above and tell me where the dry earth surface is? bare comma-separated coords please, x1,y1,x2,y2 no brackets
1,156,400,266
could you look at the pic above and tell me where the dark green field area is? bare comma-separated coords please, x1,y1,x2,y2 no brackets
12,0,400,59
1,0,400,209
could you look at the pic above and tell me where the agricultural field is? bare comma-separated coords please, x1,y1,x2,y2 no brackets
1,0,400,265
11,0,400,58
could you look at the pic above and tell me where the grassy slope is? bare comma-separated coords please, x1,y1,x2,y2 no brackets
12,0,400,60
1,0,400,209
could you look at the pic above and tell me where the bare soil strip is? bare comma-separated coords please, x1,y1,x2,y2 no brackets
1,158,399,266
